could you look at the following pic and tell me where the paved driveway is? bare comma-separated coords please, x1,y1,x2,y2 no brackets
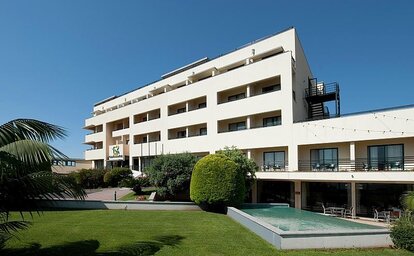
85,187,132,201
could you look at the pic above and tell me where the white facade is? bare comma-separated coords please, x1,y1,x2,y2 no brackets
84,27,414,215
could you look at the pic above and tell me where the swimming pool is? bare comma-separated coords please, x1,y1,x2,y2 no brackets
241,204,380,232
227,204,392,249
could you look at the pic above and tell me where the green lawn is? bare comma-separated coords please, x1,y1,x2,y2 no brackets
119,187,156,201
2,210,413,256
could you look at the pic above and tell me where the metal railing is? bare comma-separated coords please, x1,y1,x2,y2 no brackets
298,157,414,172
258,161,289,172
305,82,339,97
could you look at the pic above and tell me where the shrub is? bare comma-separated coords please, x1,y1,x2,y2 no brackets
391,214,414,251
190,154,245,209
69,169,107,189
217,146,257,197
104,167,132,187
144,153,198,199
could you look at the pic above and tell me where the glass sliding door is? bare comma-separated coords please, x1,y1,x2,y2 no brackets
310,148,338,171
263,151,285,170
368,144,403,170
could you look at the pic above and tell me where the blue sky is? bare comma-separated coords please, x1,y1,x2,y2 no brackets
1,0,413,158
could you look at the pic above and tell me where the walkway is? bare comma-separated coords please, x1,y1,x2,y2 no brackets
85,187,132,201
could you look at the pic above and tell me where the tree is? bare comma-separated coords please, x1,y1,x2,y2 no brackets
0,119,85,244
402,191,414,211
144,153,198,200
190,154,245,211
217,146,257,197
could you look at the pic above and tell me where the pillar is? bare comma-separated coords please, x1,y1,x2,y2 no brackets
351,182,356,218
251,181,258,203
350,142,356,171
246,116,251,129
186,127,189,138
185,102,189,112
294,181,302,209
247,149,252,160
288,145,298,171
246,84,251,98
146,113,150,122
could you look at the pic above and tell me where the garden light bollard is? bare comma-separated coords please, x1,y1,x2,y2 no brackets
114,191,117,201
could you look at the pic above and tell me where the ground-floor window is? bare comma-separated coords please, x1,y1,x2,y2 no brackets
301,182,350,212
257,181,294,207
356,183,413,216
94,160,104,169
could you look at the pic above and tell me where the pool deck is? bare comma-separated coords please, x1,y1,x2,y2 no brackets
339,216,390,228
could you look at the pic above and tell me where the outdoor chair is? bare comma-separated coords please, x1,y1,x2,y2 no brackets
325,163,336,172
272,164,282,171
321,203,333,216
362,163,372,171
344,207,354,218
312,163,321,172
374,209,390,223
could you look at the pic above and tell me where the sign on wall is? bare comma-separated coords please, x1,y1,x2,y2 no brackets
108,144,124,161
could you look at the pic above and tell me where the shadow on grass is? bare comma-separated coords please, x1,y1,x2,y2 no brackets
1,235,184,256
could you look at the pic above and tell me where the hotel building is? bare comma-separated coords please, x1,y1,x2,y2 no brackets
84,27,414,217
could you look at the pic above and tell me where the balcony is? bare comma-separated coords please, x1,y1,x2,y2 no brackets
298,157,414,172
85,148,104,160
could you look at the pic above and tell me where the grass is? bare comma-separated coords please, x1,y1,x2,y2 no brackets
2,210,413,256
119,187,156,201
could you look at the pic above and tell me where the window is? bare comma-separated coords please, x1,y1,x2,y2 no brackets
263,151,285,168
228,121,246,132
310,148,338,169
263,116,281,127
142,136,148,143
228,93,245,102
368,144,404,170
198,102,207,109
177,130,186,138
177,107,186,114
262,84,281,94
142,116,147,122
200,127,207,135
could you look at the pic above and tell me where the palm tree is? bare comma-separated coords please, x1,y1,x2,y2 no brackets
0,119,85,243
402,191,414,211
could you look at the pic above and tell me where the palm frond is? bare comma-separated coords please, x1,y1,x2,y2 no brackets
0,119,66,147
0,140,66,167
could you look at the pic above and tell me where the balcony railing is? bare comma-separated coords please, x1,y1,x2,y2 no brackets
298,157,414,172
258,161,289,172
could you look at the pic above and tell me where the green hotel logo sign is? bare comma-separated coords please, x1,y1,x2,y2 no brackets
109,144,124,161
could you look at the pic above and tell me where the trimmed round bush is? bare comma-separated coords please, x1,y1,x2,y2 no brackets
391,215,414,251
190,154,245,208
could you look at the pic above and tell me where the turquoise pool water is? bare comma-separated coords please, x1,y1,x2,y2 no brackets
241,205,381,232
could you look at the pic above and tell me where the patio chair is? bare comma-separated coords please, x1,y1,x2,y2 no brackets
362,163,371,171
325,163,336,172
374,209,390,223
312,163,321,172
272,164,282,171
321,203,333,216
344,207,354,218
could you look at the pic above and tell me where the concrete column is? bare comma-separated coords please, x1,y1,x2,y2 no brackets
350,142,356,171
185,102,189,112
247,149,252,159
186,127,189,138
138,157,142,172
246,116,251,129
288,145,298,171
212,69,217,77
146,134,150,143
294,181,302,209
246,84,251,98
251,181,258,203
186,79,190,85
129,155,133,170
146,113,150,122
351,182,356,218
